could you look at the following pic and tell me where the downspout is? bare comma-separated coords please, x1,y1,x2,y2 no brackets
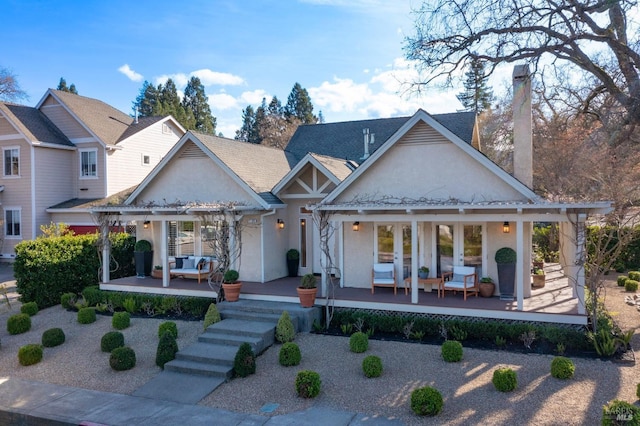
260,209,277,283
30,145,36,239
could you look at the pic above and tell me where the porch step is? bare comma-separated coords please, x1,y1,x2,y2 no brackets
164,359,233,379
218,299,321,332
218,308,299,330
174,342,237,366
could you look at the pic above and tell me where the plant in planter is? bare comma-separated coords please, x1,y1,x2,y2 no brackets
479,276,495,297
532,267,546,288
152,265,163,279
418,266,430,279
286,249,300,277
297,273,318,308
495,247,516,300
221,269,242,302
134,239,153,278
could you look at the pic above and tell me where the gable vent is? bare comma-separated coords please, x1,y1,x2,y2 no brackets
398,122,445,145
178,142,205,159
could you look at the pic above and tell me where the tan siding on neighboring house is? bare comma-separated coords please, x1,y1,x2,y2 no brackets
33,146,75,234
0,116,18,134
40,99,92,140
0,139,32,254
76,143,105,198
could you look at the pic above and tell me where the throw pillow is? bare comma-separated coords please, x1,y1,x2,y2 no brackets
197,258,207,269
175,257,185,269
182,258,195,269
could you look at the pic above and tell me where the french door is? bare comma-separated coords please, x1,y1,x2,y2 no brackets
375,223,413,281
436,223,484,277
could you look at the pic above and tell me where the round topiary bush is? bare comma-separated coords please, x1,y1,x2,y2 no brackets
233,342,256,378
159,321,178,339
295,370,321,398
410,386,443,416
602,399,640,425
101,331,125,352
77,307,96,324
550,356,575,379
156,331,179,369
441,340,463,362
362,355,383,378
203,304,221,330
625,279,639,292
18,344,43,366
617,275,629,287
349,331,369,353
112,312,130,330
60,292,77,309
42,328,65,347
275,311,295,343
7,313,31,335
493,368,517,392
20,301,38,316
279,342,302,366
628,271,640,281
109,346,136,371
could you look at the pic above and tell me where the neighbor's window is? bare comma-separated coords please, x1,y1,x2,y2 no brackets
5,208,21,237
3,147,19,177
80,149,97,178
142,154,150,165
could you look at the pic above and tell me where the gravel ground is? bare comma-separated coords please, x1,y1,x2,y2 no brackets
0,273,638,425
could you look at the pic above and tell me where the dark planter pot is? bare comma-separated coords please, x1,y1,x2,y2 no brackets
134,251,153,278
287,259,299,277
497,263,515,300
418,271,429,279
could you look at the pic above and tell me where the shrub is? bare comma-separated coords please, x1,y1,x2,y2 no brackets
203,303,221,330
275,311,296,343
493,368,517,392
349,331,369,353
441,340,463,362
112,312,130,330
101,331,125,352
18,344,43,366
550,356,575,379
628,271,640,281
7,313,31,335
60,292,77,309
20,301,38,316
158,321,178,339
602,399,640,425
362,355,383,378
82,286,103,307
295,370,321,398
41,328,65,347
109,346,136,371
617,275,629,287
77,307,96,324
156,331,179,369
279,342,302,366
625,279,639,292
122,297,137,314
410,386,443,416
233,342,256,378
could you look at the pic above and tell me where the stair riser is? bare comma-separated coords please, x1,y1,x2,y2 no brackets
198,336,264,353
220,312,300,331
175,353,234,366
164,364,232,380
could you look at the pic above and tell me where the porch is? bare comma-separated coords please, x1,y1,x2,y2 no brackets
100,264,586,325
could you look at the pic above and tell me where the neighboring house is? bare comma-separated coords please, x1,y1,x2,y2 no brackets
95,66,611,325
0,89,185,257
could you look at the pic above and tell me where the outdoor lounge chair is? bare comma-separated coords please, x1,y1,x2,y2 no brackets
371,263,396,294
169,256,215,284
442,266,478,300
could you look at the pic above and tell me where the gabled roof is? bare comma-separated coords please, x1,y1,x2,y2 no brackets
0,102,73,147
47,186,138,212
272,152,353,195
285,112,476,163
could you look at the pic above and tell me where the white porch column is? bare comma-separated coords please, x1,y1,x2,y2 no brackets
516,220,524,310
229,214,237,271
576,215,587,315
101,218,110,284
339,219,344,288
411,220,418,304
320,237,328,298
161,219,169,288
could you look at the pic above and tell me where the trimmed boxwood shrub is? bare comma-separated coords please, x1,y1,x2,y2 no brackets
112,312,130,330
158,321,178,339
550,356,575,379
493,368,517,392
42,328,65,347
203,303,221,330
156,331,179,369
77,307,96,324
601,399,640,425
20,301,38,316
275,311,295,343
441,340,463,362
82,286,103,307
109,346,136,371
295,370,321,398
60,292,77,309
18,344,43,366
349,331,369,353
279,342,302,367
362,355,383,378
628,271,640,281
101,331,125,352
617,275,629,287
410,386,443,416
625,279,639,292
7,313,31,335
233,342,256,378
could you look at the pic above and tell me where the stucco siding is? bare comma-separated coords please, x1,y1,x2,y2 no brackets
49,212,95,226
34,146,75,234
40,100,92,140
342,221,374,289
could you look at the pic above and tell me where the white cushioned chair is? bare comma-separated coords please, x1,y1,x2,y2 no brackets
442,266,478,300
169,256,215,284
371,263,396,294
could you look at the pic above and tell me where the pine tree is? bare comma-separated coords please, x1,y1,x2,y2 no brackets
181,76,216,135
456,58,493,114
235,105,257,142
57,77,78,94
133,81,159,117
285,83,317,124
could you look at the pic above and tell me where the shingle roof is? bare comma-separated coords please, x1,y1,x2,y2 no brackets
48,186,137,210
309,153,353,182
285,111,476,163
0,102,72,146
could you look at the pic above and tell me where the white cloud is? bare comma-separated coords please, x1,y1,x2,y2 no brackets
309,77,371,113
117,64,143,82
155,73,189,87
239,89,271,105
191,69,244,86
208,93,238,110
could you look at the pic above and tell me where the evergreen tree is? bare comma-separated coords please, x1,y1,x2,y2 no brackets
133,81,159,117
285,83,317,124
235,105,257,142
57,77,78,94
318,110,325,124
181,76,216,135
456,57,493,114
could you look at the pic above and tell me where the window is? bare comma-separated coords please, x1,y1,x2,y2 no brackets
142,155,150,165
3,147,19,177
162,123,171,134
80,149,97,178
5,208,21,237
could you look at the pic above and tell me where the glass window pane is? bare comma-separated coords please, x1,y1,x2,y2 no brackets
377,224,394,263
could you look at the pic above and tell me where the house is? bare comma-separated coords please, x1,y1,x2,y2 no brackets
95,66,611,325
0,89,185,257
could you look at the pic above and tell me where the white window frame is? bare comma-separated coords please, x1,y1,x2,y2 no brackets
79,148,98,178
162,123,171,134
3,146,20,177
4,207,21,239
142,154,151,166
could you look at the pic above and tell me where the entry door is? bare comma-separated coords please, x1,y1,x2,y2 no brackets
375,223,412,281
436,224,483,277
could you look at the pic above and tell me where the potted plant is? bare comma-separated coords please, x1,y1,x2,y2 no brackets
134,239,153,278
151,265,163,279
479,276,495,297
221,270,242,302
297,273,318,308
532,267,545,288
287,249,300,277
532,253,544,270
418,266,430,279
495,247,516,300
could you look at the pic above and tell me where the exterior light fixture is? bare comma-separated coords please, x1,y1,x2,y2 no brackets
503,221,510,233
143,220,150,229
352,221,360,232
277,219,285,230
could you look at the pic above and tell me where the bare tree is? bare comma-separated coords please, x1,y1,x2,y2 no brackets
311,208,339,328
0,67,28,102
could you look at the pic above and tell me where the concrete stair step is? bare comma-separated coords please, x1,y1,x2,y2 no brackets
164,359,232,379
175,342,237,366
198,332,266,354
219,309,300,331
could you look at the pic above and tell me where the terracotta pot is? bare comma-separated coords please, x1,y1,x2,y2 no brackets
479,282,495,297
297,287,318,308
532,274,546,288
151,269,162,279
222,282,242,302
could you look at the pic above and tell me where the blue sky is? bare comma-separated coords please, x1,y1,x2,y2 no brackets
4,0,507,137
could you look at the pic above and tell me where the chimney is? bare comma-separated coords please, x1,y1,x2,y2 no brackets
512,64,532,188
